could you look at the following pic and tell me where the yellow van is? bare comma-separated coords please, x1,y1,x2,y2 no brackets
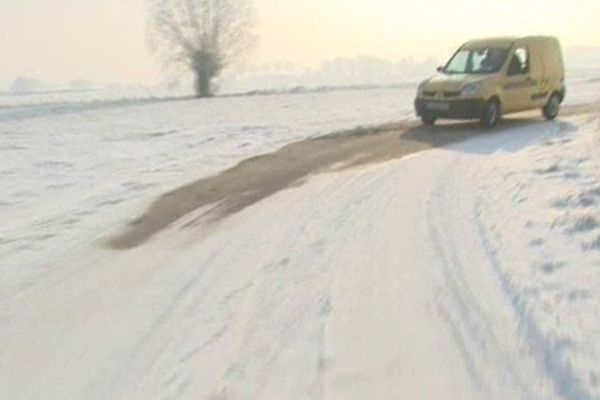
415,36,565,127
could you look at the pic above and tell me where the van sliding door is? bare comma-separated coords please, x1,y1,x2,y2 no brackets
504,46,538,112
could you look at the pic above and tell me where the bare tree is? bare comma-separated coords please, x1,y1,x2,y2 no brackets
147,0,256,97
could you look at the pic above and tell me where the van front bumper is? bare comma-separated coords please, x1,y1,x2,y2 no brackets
415,98,486,120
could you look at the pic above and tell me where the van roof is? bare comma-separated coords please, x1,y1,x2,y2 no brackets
462,36,558,49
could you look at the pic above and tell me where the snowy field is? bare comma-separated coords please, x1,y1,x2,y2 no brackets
0,86,415,293
1,72,600,399
1,70,599,290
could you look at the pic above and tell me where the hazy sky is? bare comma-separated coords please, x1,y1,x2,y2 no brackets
1,0,599,84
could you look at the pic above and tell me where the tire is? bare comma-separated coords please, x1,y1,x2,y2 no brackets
480,98,501,128
543,93,561,120
421,114,436,126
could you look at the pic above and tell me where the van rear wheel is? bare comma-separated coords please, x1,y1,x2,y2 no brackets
543,93,561,120
480,98,501,128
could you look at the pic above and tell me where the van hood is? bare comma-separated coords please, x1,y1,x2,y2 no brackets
421,73,489,92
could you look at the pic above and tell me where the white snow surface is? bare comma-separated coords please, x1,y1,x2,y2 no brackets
0,87,414,292
477,116,600,399
1,79,600,399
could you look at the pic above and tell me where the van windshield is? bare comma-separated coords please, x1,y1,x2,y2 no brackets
444,47,509,74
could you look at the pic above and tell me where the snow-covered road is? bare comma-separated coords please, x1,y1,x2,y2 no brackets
0,87,415,293
3,111,599,399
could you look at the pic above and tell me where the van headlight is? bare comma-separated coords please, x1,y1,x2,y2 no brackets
461,83,481,97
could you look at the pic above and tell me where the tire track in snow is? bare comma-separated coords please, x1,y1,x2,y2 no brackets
210,167,405,399
473,187,594,400
109,168,400,399
425,152,553,400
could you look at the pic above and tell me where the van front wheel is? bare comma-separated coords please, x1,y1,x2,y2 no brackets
543,93,561,120
480,99,501,128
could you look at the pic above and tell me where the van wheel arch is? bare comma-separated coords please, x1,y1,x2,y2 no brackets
554,89,566,103
489,95,501,105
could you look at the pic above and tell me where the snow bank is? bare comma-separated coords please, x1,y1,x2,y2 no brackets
476,116,600,399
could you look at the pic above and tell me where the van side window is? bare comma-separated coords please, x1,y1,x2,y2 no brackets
508,47,529,75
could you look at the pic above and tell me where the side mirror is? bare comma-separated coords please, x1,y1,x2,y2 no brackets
436,66,444,73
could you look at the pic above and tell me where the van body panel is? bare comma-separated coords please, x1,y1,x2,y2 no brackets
424,74,486,93
415,36,566,124
462,37,517,50
503,74,537,112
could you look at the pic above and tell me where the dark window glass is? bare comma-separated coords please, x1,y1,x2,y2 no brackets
444,47,509,74
508,47,529,75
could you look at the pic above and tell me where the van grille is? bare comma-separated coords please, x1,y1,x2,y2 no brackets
443,91,460,98
423,90,460,98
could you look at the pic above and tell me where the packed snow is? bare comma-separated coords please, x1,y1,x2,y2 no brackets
1,74,600,399
477,117,600,399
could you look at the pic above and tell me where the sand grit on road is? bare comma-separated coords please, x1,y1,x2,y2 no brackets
107,101,599,249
